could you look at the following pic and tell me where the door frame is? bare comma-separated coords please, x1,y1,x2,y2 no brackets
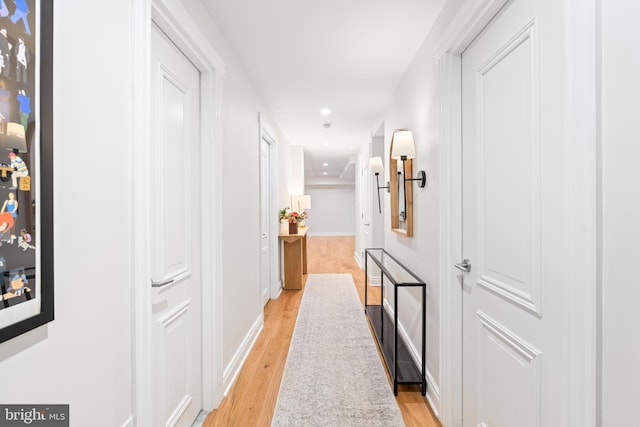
258,113,281,300
131,0,226,424
435,0,597,426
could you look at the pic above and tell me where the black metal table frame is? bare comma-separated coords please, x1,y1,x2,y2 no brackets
364,248,426,396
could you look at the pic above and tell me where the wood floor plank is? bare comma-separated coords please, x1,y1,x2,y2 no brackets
203,235,441,427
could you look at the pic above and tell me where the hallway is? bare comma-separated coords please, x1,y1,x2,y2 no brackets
204,236,440,426
0,1,634,425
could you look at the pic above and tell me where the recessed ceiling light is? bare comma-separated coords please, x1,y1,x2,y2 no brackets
323,163,329,167
323,172,328,176
323,143,329,147
320,108,331,116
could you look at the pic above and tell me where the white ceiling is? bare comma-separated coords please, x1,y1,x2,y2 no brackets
204,0,446,181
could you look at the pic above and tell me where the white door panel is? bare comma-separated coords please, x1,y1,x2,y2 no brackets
157,70,192,281
151,24,202,427
473,19,541,316
476,312,541,427
462,0,566,425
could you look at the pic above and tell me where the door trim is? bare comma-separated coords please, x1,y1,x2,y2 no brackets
131,0,226,425
436,0,597,426
258,114,281,300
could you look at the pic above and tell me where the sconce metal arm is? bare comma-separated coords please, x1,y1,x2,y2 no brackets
406,170,427,188
374,173,390,214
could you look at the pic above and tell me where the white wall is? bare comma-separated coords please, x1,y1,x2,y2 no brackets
0,1,133,425
289,146,305,195
304,187,356,236
375,0,464,415
0,1,292,425
180,0,289,388
600,0,640,423
278,141,292,214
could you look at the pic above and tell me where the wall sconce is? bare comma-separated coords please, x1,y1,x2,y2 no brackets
390,130,426,188
369,156,389,214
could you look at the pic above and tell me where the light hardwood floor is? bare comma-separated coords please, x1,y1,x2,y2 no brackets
203,235,441,427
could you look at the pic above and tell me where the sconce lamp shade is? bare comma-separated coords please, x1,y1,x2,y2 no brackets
369,156,384,175
391,130,416,160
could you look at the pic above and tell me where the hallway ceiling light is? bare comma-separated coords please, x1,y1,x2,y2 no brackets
323,163,328,167
320,108,331,116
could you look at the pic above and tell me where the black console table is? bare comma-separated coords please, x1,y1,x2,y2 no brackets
364,248,426,395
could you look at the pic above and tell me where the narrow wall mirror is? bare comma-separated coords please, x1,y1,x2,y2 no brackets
389,134,413,237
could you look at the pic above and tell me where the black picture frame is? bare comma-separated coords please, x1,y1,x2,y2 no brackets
0,0,53,344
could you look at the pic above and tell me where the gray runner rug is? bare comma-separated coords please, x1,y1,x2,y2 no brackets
271,274,405,426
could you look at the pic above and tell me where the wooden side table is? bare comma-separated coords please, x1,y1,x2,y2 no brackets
278,226,309,290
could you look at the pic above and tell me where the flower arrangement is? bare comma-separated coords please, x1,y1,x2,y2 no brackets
279,207,308,224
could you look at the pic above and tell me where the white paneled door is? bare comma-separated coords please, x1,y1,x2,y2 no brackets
260,137,271,306
150,24,202,427
461,0,568,425
361,162,371,260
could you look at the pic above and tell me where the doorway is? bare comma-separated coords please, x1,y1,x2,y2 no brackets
149,23,203,427
259,114,280,301
260,135,272,306
438,0,597,425
132,1,226,424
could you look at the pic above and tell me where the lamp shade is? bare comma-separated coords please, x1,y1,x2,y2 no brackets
291,194,311,211
391,130,416,160
369,156,384,174
299,195,311,210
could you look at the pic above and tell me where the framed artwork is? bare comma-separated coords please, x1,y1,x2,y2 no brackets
0,0,53,344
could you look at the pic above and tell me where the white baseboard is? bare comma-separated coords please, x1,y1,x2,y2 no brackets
222,315,264,396
356,253,384,285
120,415,134,427
354,252,362,269
368,275,382,286
272,280,283,299
383,300,441,414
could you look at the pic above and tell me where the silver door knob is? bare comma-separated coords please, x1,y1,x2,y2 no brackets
454,259,471,273
151,278,174,288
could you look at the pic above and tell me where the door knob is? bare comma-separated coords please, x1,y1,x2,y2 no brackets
454,259,471,273
151,278,174,288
